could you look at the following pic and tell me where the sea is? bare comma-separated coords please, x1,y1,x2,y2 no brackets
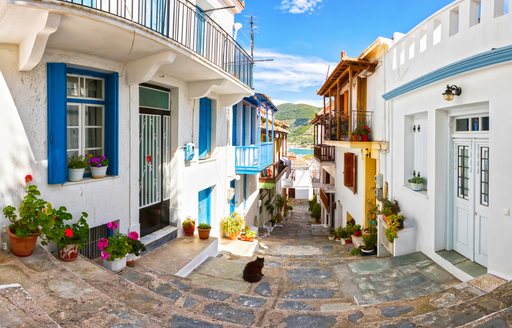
288,147,313,156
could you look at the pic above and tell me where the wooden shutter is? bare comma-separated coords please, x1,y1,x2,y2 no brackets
47,63,67,184
344,153,357,194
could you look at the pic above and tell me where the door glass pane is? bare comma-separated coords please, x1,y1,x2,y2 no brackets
480,147,489,206
139,86,170,110
457,145,470,199
67,76,79,97
67,128,79,150
482,116,489,131
85,128,102,148
471,117,480,131
84,78,103,99
456,119,469,131
85,106,103,126
67,104,79,126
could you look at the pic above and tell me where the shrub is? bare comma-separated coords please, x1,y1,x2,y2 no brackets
220,212,244,235
351,247,362,256
127,231,146,256
198,223,211,230
182,217,195,229
46,211,89,249
311,203,321,221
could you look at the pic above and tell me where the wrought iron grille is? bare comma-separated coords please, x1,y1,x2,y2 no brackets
79,223,110,259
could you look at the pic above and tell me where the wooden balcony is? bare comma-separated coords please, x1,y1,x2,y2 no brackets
320,187,330,209
314,144,335,162
259,161,287,184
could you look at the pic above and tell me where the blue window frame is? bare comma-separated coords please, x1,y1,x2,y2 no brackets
198,97,212,159
230,179,236,214
47,63,118,184
198,187,212,225
232,105,237,146
250,106,255,145
242,104,247,145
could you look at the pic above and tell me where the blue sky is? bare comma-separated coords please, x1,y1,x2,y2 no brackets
235,0,453,107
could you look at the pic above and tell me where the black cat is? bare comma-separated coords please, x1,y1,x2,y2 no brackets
243,257,265,283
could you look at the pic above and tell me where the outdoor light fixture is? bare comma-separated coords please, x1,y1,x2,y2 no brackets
442,85,462,101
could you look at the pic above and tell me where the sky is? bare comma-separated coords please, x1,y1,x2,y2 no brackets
234,0,454,107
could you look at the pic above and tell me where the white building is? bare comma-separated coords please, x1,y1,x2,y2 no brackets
382,0,512,280
0,0,253,254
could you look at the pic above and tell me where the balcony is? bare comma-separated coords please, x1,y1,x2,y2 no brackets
55,0,253,88
259,161,287,184
323,111,374,142
320,187,330,209
314,144,335,162
235,142,273,174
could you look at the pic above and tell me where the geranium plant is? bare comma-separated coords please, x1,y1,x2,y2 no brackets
89,155,109,168
97,234,128,262
127,231,146,256
2,175,53,238
47,211,89,249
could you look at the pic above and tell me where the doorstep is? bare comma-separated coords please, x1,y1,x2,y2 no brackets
218,238,259,257
140,226,178,253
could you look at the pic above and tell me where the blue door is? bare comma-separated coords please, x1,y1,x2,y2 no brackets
198,98,212,159
198,187,212,225
230,180,236,214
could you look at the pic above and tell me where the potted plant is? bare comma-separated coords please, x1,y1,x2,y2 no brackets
408,176,426,191
244,230,257,242
359,125,371,141
308,195,318,213
361,232,377,255
197,223,211,240
126,231,146,267
182,216,195,236
351,128,361,141
47,210,89,262
328,228,335,241
220,212,244,240
98,233,129,272
351,247,362,256
89,155,109,178
381,199,400,222
68,154,88,182
385,214,405,243
353,224,362,237
344,224,355,244
311,203,321,223
2,175,53,257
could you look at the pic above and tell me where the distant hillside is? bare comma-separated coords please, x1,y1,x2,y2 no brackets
276,103,320,147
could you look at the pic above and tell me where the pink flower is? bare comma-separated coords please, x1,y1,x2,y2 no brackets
106,221,118,230
97,238,108,251
100,251,110,260
128,231,139,240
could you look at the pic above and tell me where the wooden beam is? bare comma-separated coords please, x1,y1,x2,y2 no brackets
348,66,353,137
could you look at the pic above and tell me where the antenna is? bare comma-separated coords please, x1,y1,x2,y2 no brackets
250,15,254,59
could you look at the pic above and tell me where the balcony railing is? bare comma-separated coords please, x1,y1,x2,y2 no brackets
58,0,253,88
322,111,373,142
314,144,335,162
235,142,273,174
259,161,287,183
320,187,330,209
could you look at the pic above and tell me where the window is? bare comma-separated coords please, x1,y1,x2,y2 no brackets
344,152,357,194
405,114,428,190
480,147,489,206
457,145,470,199
47,63,118,184
419,31,427,53
198,97,212,159
470,0,482,26
455,116,489,132
433,20,442,45
450,7,460,36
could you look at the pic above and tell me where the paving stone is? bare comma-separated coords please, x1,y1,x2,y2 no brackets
284,314,337,328
287,268,333,284
194,288,231,301
320,302,352,312
203,302,255,325
348,258,392,274
283,288,336,299
392,252,430,266
233,295,267,308
277,301,315,311
381,305,415,318
153,283,182,302
476,317,509,328
254,281,272,296
170,315,222,328
348,310,364,323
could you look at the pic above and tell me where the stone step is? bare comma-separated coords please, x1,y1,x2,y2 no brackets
357,279,512,328
64,255,252,327
0,283,60,328
0,247,163,328
461,305,512,327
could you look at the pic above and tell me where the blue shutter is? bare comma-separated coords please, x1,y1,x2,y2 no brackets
47,63,67,184
199,98,211,159
232,105,237,146
198,187,212,225
242,104,246,145
105,72,119,176
230,179,235,214
250,106,255,144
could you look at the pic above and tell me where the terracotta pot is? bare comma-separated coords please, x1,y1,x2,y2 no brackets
244,237,254,242
345,238,353,244
58,244,79,262
126,253,138,267
7,228,39,257
354,230,362,237
382,214,388,223
351,135,359,141
183,225,195,236
229,233,238,240
361,134,369,142
198,228,210,240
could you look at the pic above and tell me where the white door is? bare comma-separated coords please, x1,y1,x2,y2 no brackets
452,139,489,266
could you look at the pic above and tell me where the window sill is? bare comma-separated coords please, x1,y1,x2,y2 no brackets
61,175,119,186
403,185,428,199
198,156,216,164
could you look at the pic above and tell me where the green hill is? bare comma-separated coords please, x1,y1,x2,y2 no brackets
276,103,320,147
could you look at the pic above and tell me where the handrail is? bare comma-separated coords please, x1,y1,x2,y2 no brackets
56,0,253,87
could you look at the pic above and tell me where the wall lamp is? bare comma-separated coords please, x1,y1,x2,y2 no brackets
442,85,462,101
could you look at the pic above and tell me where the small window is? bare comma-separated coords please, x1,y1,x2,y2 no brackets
450,7,460,36
66,75,104,100
408,42,415,59
482,116,489,131
456,118,470,132
480,146,489,206
455,116,489,132
392,49,397,69
494,0,509,17
433,20,442,45
399,48,405,65
419,32,427,53
344,152,357,194
198,97,213,159
457,145,470,199
470,0,482,26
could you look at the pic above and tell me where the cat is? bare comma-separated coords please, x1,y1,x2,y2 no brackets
243,257,265,283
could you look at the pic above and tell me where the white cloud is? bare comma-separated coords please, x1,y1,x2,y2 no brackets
254,49,335,93
280,0,323,14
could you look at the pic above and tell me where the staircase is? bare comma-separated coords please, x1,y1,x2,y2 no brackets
0,243,510,327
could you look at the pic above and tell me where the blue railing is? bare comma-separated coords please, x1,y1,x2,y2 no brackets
57,0,253,88
235,142,273,174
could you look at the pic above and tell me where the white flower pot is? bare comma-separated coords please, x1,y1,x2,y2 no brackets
68,168,85,182
91,166,108,178
103,256,126,272
410,183,424,191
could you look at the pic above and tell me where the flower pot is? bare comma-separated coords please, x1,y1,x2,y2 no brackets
354,230,362,237
183,225,195,236
382,214,388,223
361,134,369,142
410,183,423,191
328,235,335,241
345,238,353,244
90,166,108,179
127,253,138,267
361,247,376,256
198,228,211,240
351,135,359,141
229,233,238,240
7,228,38,257
58,244,79,262
103,256,127,272
68,168,85,182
